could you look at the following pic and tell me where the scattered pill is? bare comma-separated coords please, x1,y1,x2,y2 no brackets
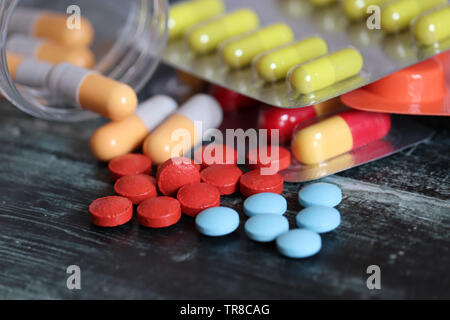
413,6,450,46
47,63,137,120
90,95,178,161
6,53,52,88
195,206,240,236
258,98,344,144
168,0,224,39
240,170,284,197
221,23,295,69
137,196,181,228
194,143,238,168
143,94,223,165
188,9,260,54
246,146,291,173
210,85,260,112
289,48,363,94
177,182,221,216
296,206,341,233
89,196,133,227
381,0,446,33
276,229,322,258
243,192,287,217
291,110,391,165
108,153,152,181
114,174,157,205
200,164,243,195
9,8,94,47
156,157,201,196
343,0,389,20
298,183,342,207
245,214,289,242
7,35,95,68
255,37,328,82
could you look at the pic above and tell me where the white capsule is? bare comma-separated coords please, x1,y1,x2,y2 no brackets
6,52,52,88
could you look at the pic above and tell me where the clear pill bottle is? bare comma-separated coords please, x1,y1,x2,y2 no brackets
0,0,168,121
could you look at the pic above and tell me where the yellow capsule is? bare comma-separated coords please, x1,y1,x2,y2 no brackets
188,9,260,54
168,0,225,40
255,37,328,82
309,0,337,6
413,6,450,46
221,23,295,69
381,0,447,33
343,0,389,20
289,48,363,94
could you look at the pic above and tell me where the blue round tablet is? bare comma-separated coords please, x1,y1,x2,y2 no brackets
296,206,341,233
276,229,322,258
243,193,287,217
245,214,289,242
195,207,240,237
298,182,342,207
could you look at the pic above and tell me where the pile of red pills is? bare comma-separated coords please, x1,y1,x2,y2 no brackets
88,144,291,229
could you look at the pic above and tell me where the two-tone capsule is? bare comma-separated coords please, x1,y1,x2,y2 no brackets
343,0,389,20
187,9,260,54
9,8,94,47
381,0,447,33
291,110,391,165
288,48,363,94
221,23,295,69
168,0,225,40
6,53,52,88
7,35,95,68
143,94,223,165
255,37,328,82
413,5,450,46
90,96,178,161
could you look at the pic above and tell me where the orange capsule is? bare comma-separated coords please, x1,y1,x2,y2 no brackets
9,8,94,48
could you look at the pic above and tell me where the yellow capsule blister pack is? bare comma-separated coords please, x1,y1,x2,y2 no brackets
163,0,450,108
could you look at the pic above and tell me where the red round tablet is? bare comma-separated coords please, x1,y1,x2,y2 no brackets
247,146,291,173
194,144,238,168
200,164,243,195
108,154,152,181
89,196,133,227
114,174,157,204
239,169,284,197
157,157,201,196
137,196,181,228
177,182,221,217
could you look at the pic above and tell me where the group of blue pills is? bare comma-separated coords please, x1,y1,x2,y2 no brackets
195,182,342,259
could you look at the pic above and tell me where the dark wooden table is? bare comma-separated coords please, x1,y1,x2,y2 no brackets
0,66,449,300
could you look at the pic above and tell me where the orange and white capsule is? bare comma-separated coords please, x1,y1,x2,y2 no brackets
90,95,178,162
143,94,223,165
47,63,137,120
6,52,52,88
7,35,95,68
9,8,94,48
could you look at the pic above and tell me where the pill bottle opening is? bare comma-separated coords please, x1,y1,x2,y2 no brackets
0,0,168,122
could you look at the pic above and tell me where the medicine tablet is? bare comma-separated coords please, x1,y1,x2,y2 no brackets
194,143,238,168
246,146,291,173
276,229,322,258
413,6,450,46
157,157,201,196
137,196,181,228
243,192,287,217
114,174,157,205
298,183,342,207
296,206,341,233
89,196,133,227
108,154,152,181
291,110,391,165
245,214,289,242
239,170,284,197
195,207,240,236
289,48,363,94
177,182,221,217
200,164,243,195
